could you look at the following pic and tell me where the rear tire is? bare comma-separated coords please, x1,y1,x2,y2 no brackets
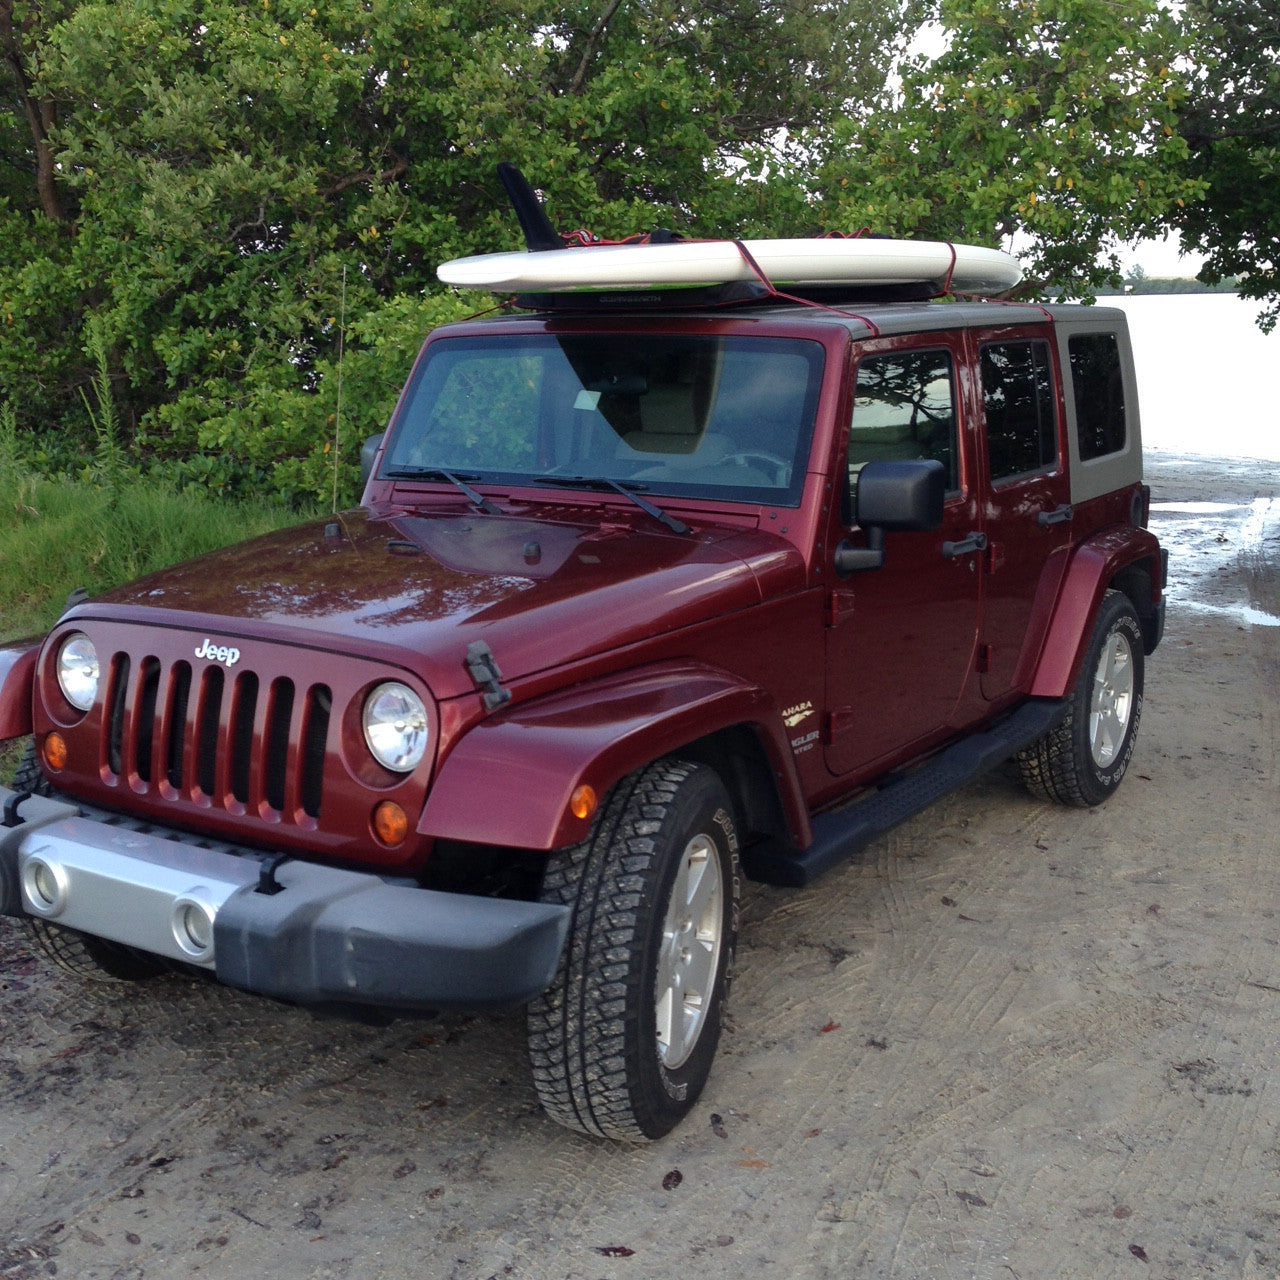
12,740,166,982
527,760,740,1141
1018,589,1144,807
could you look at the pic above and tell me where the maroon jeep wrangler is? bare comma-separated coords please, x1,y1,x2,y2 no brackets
0,258,1165,1141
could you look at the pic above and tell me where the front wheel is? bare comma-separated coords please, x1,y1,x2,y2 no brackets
1018,589,1145,807
527,760,740,1141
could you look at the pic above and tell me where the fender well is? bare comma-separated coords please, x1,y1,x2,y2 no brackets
419,661,809,853
0,641,39,741
1030,527,1163,699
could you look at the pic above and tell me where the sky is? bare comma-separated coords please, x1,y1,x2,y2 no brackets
1119,233,1206,279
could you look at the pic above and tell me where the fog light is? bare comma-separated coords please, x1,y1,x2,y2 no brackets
21,856,67,916
372,801,409,847
34,863,57,905
44,732,68,771
171,896,216,960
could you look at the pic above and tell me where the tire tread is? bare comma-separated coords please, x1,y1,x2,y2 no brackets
1017,589,1144,808
528,759,733,1141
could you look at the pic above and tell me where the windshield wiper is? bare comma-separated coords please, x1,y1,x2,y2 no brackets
530,476,690,536
382,467,501,514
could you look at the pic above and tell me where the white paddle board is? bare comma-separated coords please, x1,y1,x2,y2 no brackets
438,237,1022,295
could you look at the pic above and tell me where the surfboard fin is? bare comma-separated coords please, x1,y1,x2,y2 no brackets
497,163,565,252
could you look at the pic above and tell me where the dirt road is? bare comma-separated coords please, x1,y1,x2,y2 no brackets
2,452,1277,1280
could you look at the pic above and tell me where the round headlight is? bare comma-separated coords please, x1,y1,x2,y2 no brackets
56,632,99,712
362,682,429,773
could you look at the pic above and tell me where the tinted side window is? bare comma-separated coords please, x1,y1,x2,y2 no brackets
849,350,958,495
1069,332,1127,460
981,341,1057,483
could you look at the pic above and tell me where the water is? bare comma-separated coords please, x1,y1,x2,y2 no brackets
1146,493,1280,628
1104,292,1280,461
1112,293,1280,628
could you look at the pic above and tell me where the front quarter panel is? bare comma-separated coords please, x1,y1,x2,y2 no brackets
420,661,807,852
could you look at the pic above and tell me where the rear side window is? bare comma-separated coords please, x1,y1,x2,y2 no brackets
1069,332,1127,460
980,340,1057,483
849,350,959,493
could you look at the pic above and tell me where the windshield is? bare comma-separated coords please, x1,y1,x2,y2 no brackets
381,333,825,507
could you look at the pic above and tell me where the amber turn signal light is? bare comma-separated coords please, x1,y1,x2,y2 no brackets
569,784,598,821
43,732,68,771
372,800,409,847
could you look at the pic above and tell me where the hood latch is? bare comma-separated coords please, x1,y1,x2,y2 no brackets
465,641,512,712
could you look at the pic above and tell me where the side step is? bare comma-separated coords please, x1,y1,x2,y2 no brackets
747,698,1068,888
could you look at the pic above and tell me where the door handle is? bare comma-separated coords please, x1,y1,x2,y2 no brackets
942,531,988,558
1037,503,1073,527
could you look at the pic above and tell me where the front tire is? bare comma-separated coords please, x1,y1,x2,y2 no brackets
1018,589,1144,807
26,918,168,982
527,760,740,1141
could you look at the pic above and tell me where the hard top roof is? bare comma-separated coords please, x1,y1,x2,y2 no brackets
453,297,1124,339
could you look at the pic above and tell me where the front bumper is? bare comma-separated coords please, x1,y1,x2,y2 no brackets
0,785,570,1012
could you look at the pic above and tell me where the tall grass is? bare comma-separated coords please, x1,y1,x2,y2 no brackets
0,403,310,640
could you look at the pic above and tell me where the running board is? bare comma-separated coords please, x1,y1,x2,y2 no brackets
747,698,1068,887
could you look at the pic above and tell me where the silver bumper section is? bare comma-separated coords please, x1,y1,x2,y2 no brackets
1,786,570,1012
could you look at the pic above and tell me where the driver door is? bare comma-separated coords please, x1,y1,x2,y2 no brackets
823,338,984,778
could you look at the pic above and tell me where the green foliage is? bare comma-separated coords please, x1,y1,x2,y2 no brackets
4,0,1250,497
1176,0,1280,331
78,314,130,487
0,0,910,506
807,0,1203,296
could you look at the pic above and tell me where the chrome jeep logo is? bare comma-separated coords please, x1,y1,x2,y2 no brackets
194,638,241,667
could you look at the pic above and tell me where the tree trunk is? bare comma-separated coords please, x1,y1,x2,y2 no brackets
0,0,67,223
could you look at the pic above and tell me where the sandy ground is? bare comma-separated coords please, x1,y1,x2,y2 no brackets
1,451,1277,1280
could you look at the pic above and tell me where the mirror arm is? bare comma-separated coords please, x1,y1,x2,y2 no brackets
834,526,886,575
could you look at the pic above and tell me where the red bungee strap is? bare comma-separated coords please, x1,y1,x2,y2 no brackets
730,240,883,336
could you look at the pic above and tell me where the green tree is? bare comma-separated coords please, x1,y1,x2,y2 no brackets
0,0,910,504
805,0,1202,296
1176,0,1280,330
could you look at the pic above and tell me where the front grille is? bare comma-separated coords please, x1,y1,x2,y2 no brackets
103,651,331,821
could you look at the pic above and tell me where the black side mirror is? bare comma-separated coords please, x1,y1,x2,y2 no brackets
835,458,945,574
360,433,385,489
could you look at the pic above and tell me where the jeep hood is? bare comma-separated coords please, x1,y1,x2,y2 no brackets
82,508,805,699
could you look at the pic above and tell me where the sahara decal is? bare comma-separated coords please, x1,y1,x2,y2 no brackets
782,700,815,730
